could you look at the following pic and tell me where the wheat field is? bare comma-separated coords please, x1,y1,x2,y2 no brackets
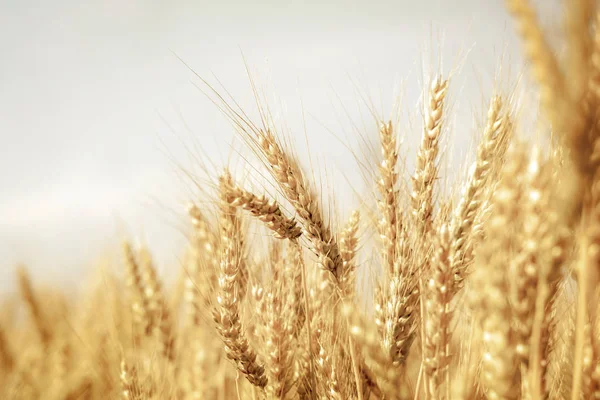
2,1,600,399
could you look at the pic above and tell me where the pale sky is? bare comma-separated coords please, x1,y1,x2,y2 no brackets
0,0,558,291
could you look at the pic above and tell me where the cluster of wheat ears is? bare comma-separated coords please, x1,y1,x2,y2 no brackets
3,1,600,400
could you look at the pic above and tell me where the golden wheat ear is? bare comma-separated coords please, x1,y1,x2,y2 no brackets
212,170,268,389
450,95,510,288
412,77,449,238
221,177,302,240
377,121,400,278
255,129,343,284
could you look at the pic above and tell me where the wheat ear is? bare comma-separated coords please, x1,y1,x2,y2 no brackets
258,129,343,282
221,178,302,240
450,96,509,286
377,121,400,277
473,148,525,399
412,77,449,237
212,171,268,389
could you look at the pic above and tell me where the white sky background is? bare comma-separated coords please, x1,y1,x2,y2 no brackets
0,0,559,292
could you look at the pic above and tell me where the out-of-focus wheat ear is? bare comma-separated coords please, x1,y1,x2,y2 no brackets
507,155,567,398
339,210,360,299
574,170,600,399
257,129,343,282
263,276,296,398
342,302,410,400
0,324,13,373
412,76,449,238
222,178,302,240
450,96,509,287
504,0,569,138
472,147,526,399
565,0,596,101
382,271,420,365
186,203,219,326
120,358,142,400
212,170,268,389
16,266,51,347
315,341,343,399
287,240,306,338
423,223,453,399
587,13,600,141
508,153,545,372
122,242,151,340
48,335,72,396
377,120,400,277
506,0,589,214
582,303,600,400
138,247,176,361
